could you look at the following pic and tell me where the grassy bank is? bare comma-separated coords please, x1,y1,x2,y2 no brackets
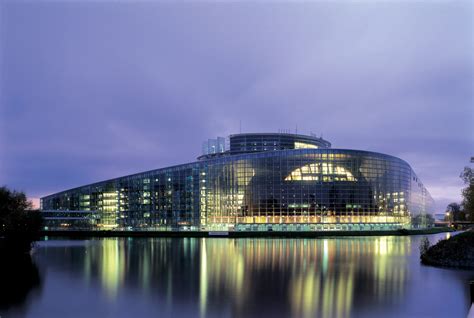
40,227,452,239
421,230,474,269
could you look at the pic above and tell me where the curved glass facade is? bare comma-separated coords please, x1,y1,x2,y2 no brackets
41,134,434,231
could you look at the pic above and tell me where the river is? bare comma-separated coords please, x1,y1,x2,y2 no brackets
1,232,473,317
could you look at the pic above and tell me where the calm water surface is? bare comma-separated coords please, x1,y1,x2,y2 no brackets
2,232,473,318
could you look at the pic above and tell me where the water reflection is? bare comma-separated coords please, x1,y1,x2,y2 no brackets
0,254,42,316
30,234,473,318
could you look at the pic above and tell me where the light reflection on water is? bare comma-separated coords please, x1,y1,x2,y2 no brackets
16,233,474,317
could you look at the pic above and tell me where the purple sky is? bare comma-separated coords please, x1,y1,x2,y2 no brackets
1,1,473,212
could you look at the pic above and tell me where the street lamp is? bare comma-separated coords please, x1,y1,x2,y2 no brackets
446,212,452,227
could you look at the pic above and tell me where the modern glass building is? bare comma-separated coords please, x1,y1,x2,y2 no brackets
41,133,434,231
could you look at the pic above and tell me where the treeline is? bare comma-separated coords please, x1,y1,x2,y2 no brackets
0,186,43,254
445,166,474,222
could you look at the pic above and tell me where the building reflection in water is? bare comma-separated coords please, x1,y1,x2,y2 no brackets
35,236,412,317
100,239,125,298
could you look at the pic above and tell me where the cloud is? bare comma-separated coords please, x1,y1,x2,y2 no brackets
0,0,472,214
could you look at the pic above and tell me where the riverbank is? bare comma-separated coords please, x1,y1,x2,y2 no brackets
0,240,42,312
40,227,452,239
0,252,41,312
421,230,474,269
0,237,38,256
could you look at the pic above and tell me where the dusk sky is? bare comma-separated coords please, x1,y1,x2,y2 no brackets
0,0,472,212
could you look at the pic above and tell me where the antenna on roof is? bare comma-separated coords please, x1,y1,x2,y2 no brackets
239,120,242,133
296,124,298,134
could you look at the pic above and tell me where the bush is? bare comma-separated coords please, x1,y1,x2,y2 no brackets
419,236,430,257
421,231,474,269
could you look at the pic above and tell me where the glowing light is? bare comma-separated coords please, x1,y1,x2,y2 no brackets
285,163,356,181
294,142,318,149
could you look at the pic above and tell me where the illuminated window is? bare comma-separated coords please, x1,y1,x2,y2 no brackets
294,142,318,149
285,163,356,181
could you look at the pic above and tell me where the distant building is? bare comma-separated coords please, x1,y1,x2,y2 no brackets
41,132,434,231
